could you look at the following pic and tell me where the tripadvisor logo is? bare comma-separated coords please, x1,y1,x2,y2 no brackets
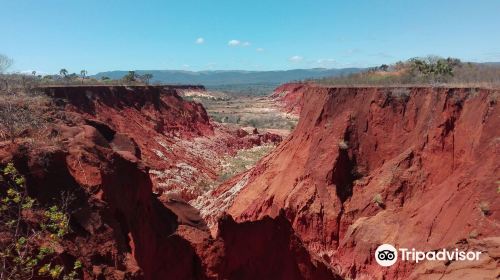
374,244,482,267
375,244,398,267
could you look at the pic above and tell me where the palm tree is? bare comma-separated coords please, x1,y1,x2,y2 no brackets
143,73,153,85
59,68,68,78
124,71,136,83
80,70,87,84
31,70,36,76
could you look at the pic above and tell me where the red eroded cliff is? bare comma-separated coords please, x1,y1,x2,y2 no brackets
0,123,332,280
271,82,309,116
41,86,280,201
201,86,500,279
3,85,323,280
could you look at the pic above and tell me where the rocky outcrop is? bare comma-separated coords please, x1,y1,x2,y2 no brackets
271,82,309,116
40,86,281,201
202,86,500,279
6,84,497,279
1,123,201,279
1,85,322,280
0,119,330,279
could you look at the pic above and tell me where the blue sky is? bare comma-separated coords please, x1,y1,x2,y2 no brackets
1,0,500,74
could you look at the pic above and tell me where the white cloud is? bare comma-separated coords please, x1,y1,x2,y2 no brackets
182,64,190,68
289,55,303,62
256,48,265,52
195,37,205,44
228,40,251,47
228,40,241,46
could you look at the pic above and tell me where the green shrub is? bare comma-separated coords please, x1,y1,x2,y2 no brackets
0,163,81,280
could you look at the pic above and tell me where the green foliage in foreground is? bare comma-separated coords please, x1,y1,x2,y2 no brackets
0,163,82,280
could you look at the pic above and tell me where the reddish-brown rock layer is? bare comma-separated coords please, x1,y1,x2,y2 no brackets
0,85,325,280
41,86,280,201
271,82,310,115
202,86,500,279
0,124,333,280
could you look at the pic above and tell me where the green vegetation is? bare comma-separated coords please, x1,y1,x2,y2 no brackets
210,112,297,130
207,83,278,97
218,145,276,182
123,71,136,82
0,54,156,87
122,71,154,85
80,70,87,84
201,96,298,131
142,73,153,85
0,163,81,280
59,69,68,78
316,56,500,87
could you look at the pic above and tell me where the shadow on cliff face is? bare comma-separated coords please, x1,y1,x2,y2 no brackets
212,211,341,280
1,137,341,279
204,85,500,279
0,85,337,280
0,121,207,279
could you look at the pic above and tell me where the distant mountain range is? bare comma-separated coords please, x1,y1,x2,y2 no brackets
92,68,364,86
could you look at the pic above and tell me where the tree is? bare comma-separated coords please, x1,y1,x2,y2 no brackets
59,69,68,78
80,70,87,84
31,71,36,76
142,73,153,85
123,71,136,83
0,54,13,73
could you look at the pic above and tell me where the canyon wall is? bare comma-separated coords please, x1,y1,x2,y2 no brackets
1,85,320,280
201,86,500,279
41,86,280,201
2,85,498,279
271,82,309,116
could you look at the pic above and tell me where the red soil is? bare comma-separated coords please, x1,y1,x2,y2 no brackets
42,86,281,201
2,85,498,279
1,85,320,280
203,86,500,279
271,82,309,116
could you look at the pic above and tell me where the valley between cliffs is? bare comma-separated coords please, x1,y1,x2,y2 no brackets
198,85,500,279
0,84,498,280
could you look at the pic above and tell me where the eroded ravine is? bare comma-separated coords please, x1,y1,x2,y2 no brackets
198,85,500,279
1,85,498,279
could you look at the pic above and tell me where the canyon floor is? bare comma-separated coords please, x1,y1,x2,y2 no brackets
0,84,498,280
